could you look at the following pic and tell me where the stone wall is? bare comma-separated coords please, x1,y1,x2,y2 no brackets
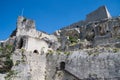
86,6,111,22
45,52,79,80
25,36,49,53
65,48,120,80
16,16,50,40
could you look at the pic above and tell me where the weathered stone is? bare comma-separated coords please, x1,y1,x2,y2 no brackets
86,6,111,22
1,6,120,80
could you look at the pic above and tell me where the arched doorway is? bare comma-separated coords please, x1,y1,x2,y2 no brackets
60,62,65,70
18,38,24,49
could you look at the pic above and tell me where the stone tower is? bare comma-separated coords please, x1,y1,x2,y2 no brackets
86,6,111,22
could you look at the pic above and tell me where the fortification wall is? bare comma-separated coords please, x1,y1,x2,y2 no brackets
25,37,49,53
65,49,120,80
86,6,111,22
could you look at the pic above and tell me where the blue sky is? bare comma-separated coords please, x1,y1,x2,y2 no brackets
0,0,120,40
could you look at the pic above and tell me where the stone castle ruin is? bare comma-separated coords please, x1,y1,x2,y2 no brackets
57,6,120,51
86,6,111,22
0,6,120,80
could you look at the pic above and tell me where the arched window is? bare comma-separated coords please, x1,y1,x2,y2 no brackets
33,50,39,54
60,62,65,70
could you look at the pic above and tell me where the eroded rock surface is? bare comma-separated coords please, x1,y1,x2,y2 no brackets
0,6,120,80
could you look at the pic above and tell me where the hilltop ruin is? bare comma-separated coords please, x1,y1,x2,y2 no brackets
0,6,120,80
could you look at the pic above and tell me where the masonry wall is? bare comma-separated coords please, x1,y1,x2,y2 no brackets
65,49,120,80
25,37,48,53
86,6,111,22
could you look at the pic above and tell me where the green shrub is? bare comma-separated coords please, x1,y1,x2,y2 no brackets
15,60,20,66
0,44,14,74
64,51,70,55
0,59,13,74
113,48,119,53
56,50,62,55
0,46,3,52
21,48,25,53
69,36,78,43
5,70,18,80
47,50,54,54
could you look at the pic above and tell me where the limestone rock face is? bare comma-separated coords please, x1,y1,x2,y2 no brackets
0,16,60,80
11,50,46,80
65,48,120,80
45,47,120,80
0,6,120,80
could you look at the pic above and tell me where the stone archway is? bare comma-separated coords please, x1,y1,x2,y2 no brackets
18,38,24,49
60,62,65,70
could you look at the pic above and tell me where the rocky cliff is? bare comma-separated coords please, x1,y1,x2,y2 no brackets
0,6,120,80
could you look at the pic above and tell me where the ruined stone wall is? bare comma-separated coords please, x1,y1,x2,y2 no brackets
25,37,49,53
16,16,50,40
58,17,120,51
86,6,111,22
45,52,79,80
11,50,47,80
65,48,120,80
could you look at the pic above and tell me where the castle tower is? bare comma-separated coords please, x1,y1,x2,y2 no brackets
17,16,35,30
16,16,37,37
86,6,112,22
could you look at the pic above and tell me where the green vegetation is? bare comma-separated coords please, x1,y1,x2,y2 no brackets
113,48,119,53
0,46,3,52
5,70,18,80
69,36,78,44
64,51,70,55
87,49,100,56
0,45,13,55
23,18,27,22
56,50,62,55
21,53,26,63
15,60,21,66
93,52,100,56
0,44,14,73
21,48,25,53
87,51,93,56
116,36,120,39
46,50,54,57
47,50,54,54
14,49,26,66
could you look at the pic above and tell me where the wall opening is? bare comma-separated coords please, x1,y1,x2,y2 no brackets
60,62,65,70
18,38,24,49
33,50,39,54
76,25,79,28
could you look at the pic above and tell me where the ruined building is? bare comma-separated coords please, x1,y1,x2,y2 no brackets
0,6,120,80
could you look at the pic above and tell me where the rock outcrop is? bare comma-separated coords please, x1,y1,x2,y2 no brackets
0,6,120,80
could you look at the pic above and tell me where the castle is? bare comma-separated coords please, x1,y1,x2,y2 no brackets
0,6,120,80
